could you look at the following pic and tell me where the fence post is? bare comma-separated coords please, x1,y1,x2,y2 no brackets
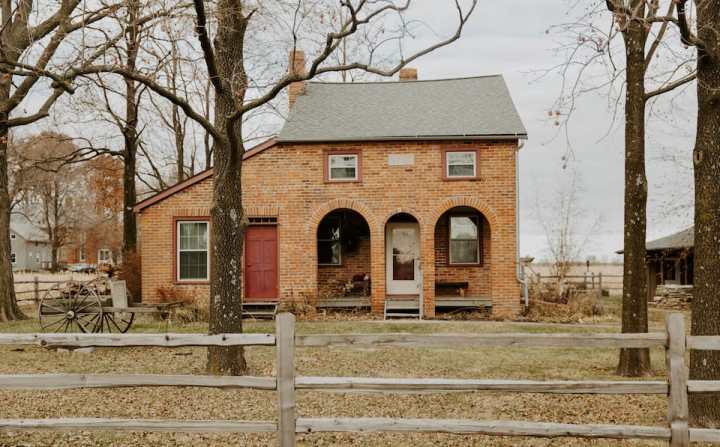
666,313,689,447
33,276,39,303
597,273,603,300
276,312,296,447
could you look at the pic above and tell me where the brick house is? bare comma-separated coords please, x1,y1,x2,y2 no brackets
134,55,528,318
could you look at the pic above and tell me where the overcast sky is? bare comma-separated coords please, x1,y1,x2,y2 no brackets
406,1,696,262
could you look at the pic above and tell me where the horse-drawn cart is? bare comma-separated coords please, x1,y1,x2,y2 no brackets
38,279,182,333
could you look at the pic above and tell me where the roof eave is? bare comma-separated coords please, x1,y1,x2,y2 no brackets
277,133,527,144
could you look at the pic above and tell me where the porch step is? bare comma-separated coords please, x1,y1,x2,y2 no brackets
242,301,278,320
384,296,420,319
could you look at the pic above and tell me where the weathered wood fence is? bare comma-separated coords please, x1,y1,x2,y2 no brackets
0,313,717,446
13,275,100,302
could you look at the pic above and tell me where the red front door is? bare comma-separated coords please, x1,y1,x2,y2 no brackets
244,226,278,301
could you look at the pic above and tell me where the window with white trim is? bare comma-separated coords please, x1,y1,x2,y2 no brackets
317,216,341,265
446,151,476,178
328,154,358,181
98,249,112,264
177,221,209,281
449,216,480,264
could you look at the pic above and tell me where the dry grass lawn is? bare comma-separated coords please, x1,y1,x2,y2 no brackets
0,313,680,446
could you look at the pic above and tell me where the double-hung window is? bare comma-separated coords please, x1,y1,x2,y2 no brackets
327,153,359,181
449,216,480,264
446,151,477,179
177,221,209,281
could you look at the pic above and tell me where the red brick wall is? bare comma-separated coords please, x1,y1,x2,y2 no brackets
138,139,521,316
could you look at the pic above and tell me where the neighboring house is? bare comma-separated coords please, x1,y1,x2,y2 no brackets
134,53,528,318
10,214,52,271
58,218,122,268
644,227,694,299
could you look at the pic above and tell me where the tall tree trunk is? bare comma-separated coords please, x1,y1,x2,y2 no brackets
689,2,720,426
0,116,23,321
206,1,248,375
617,10,651,377
122,0,140,259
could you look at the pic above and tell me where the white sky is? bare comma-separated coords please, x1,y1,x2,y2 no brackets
407,1,696,262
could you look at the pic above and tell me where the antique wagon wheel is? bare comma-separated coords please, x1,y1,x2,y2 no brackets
38,281,103,333
97,308,134,333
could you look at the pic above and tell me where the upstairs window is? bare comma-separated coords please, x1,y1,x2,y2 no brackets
326,152,360,182
445,150,478,179
177,221,209,281
449,215,480,264
98,249,112,264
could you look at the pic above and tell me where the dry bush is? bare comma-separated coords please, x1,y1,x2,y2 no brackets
117,251,141,303
522,294,606,323
155,286,208,323
277,292,316,319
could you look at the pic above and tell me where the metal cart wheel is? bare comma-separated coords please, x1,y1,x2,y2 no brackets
38,281,103,333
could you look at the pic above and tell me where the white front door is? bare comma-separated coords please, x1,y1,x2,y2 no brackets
386,222,421,295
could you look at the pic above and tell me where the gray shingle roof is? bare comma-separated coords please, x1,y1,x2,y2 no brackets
646,226,694,251
278,75,527,142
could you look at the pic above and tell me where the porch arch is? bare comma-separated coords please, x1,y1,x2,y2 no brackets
429,197,498,232
307,198,378,236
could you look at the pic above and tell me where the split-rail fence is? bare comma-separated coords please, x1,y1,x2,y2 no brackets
0,313,718,446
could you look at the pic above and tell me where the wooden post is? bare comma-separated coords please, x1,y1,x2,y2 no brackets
666,313,689,447
33,276,39,303
276,313,296,446
597,273,603,300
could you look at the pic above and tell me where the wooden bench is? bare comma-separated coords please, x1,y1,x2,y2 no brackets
435,281,469,296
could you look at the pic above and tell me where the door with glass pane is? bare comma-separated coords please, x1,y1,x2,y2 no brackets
244,226,278,301
385,223,421,295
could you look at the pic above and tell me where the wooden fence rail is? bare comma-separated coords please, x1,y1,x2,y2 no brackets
0,312,718,446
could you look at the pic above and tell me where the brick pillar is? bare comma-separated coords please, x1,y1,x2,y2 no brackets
370,225,385,316
420,225,436,318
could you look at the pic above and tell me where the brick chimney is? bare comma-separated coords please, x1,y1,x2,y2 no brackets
288,50,306,109
399,67,418,81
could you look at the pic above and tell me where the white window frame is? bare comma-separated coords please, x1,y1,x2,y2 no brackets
10,253,15,264
449,215,481,265
446,151,477,179
98,248,112,264
79,245,86,263
328,154,359,181
317,216,342,266
176,220,210,282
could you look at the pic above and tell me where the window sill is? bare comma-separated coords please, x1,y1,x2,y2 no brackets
324,179,362,184
442,176,482,182
174,280,210,286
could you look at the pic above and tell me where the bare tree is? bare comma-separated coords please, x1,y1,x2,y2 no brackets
15,133,85,271
674,0,720,426
550,0,696,376
535,170,600,285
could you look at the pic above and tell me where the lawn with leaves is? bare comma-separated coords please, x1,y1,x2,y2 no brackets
0,314,676,446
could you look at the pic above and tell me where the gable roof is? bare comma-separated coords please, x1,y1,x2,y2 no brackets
10,214,49,242
646,226,694,252
278,75,527,143
133,138,278,213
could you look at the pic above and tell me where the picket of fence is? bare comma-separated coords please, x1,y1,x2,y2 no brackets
0,312,718,446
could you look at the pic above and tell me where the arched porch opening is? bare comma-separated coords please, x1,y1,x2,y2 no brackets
433,206,492,307
316,209,371,306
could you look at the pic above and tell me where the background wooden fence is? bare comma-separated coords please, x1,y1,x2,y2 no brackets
532,272,624,296
13,275,100,303
0,313,718,446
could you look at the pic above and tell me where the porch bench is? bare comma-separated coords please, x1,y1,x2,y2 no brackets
435,281,469,297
